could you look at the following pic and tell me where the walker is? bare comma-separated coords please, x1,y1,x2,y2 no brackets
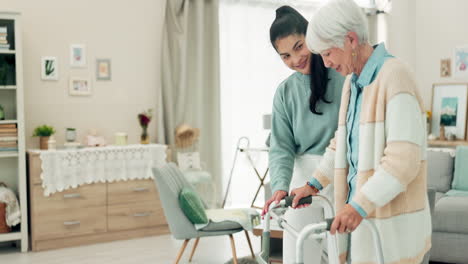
256,195,384,264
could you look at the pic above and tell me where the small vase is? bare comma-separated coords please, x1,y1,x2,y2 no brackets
140,127,149,144
39,136,49,150
440,125,446,141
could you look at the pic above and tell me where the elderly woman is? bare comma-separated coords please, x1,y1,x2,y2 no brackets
290,0,432,263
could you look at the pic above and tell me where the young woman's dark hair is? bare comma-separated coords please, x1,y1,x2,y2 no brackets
270,5,330,115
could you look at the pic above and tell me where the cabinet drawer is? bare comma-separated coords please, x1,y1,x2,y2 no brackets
32,183,106,212
107,179,158,205
34,206,107,240
108,201,166,231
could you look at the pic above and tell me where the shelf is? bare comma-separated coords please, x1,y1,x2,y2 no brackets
428,140,468,147
0,120,17,124
0,232,21,242
0,50,15,55
0,85,16,90
0,151,18,158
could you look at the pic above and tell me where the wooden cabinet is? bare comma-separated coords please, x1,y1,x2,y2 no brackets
28,152,169,251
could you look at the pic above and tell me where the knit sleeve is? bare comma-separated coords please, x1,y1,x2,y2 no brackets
269,86,296,194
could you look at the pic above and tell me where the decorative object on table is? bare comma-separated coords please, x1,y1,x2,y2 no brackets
47,136,56,150
138,109,153,144
175,123,199,149
0,104,4,120
426,110,432,135
439,125,446,141
428,134,436,141
69,77,91,96
431,83,468,140
65,128,76,142
447,131,456,141
0,182,21,233
86,129,106,147
40,56,58,80
70,44,86,68
33,124,55,150
114,132,127,145
96,58,111,81
455,46,468,78
440,58,451,78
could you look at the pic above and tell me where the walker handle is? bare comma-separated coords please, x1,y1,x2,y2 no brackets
325,218,335,231
284,195,313,207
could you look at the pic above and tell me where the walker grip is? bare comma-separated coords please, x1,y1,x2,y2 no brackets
284,195,313,207
325,218,335,231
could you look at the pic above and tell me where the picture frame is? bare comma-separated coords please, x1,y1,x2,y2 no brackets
96,59,111,80
70,44,86,67
440,58,451,78
69,77,91,96
41,56,58,80
454,46,468,78
431,83,468,139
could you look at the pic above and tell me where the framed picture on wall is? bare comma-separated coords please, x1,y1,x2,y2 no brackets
70,44,86,67
41,56,58,80
454,46,468,78
96,59,111,80
69,77,91,96
431,83,468,139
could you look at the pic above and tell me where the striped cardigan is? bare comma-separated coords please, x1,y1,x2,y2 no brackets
313,58,432,264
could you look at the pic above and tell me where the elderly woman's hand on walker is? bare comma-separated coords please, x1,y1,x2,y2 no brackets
330,204,363,235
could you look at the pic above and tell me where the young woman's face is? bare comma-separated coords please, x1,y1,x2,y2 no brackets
275,34,311,75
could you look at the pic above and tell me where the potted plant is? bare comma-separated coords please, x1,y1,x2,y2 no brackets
33,125,55,150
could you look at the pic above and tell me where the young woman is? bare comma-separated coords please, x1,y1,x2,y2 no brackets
262,6,345,264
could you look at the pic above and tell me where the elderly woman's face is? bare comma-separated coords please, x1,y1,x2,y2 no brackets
320,45,354,76
275,34,312,75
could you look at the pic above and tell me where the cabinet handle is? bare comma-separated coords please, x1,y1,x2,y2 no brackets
63,220,81,226
133,212,152,217
133,187,149,192
63,193,81,199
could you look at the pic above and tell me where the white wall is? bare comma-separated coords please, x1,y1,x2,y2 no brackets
386,0,468,110
0,0,166,148
414,0,468,109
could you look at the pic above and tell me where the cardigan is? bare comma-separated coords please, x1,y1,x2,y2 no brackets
312,58,432,264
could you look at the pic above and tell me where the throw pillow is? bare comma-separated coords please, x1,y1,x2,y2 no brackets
452,146,468,191
178,187,208,224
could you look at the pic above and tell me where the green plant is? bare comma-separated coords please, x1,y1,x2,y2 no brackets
33,125,55,137
45,60,55,76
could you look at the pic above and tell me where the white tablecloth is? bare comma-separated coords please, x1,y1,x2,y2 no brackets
34,144,167,196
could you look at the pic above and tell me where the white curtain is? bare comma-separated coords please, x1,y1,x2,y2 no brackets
219,0,319,207
158,0,221,205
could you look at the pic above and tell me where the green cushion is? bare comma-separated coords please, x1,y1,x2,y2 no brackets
178,187,208,224
453,146,468,191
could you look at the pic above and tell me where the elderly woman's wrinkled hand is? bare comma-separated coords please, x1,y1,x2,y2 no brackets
330,204,363,235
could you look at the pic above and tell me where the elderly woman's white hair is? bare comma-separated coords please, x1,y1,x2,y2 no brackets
306,0,369,54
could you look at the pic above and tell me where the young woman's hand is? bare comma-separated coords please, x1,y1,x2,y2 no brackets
289,184,319,208
262,190,288,216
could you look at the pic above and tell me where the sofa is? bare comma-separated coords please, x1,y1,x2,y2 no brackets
427,148,468,264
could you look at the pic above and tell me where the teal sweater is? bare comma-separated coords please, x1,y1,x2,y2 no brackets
269,70,344,193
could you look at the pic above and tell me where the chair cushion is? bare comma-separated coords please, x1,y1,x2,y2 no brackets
453,146,468,191
427,149,454,193
433,196,468,234
178,187,208,224
200,220,243,232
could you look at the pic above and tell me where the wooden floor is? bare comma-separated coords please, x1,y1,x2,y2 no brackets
0,232,260,264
